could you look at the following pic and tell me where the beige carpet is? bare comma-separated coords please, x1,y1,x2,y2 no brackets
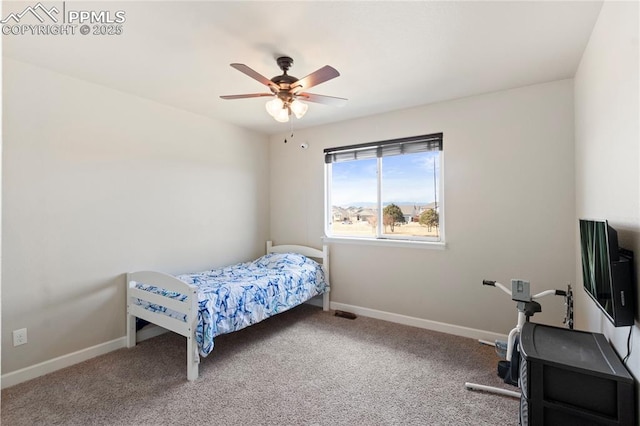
1,304,519,425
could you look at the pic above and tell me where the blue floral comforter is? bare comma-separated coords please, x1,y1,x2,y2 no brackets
134,252,328,357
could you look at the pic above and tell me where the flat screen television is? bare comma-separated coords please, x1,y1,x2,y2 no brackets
579,219,635,327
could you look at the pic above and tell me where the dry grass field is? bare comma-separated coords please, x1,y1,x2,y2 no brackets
332,220,439,238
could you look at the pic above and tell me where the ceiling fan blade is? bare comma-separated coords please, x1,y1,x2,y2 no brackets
230,63,278,90
220,93,274,100
296,92,348,106
290,65,340,92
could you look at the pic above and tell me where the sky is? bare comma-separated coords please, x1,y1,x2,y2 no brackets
330,151,440,207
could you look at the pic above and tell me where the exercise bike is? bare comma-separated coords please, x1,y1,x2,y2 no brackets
465,279,573,398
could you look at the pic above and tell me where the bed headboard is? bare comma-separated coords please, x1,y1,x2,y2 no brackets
266,241,330,310
266,241,329,272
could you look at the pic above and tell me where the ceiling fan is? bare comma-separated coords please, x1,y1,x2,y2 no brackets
220,56,347,123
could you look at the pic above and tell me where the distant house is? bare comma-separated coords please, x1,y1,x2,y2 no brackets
331,206,377,223
398,205,419,223
355,208,376,222
333,204,442,224
332,206,349,222
397,203,438,223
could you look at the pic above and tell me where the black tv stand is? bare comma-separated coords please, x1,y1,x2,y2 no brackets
519,323,635,425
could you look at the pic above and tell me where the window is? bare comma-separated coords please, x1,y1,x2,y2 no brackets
325,133,443,242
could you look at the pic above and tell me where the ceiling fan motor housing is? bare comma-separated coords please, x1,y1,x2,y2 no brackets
271,56,298,88
276,56,294,72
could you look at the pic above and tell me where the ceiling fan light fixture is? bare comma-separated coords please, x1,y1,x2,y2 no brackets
265,97,285,117
273,105,290,123
290,99,308,119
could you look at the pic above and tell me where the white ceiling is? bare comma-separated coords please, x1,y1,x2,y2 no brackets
3,1,603,135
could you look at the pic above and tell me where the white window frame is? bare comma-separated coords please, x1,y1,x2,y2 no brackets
324,133,445,247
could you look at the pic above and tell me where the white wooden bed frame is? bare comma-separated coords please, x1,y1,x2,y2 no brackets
126,241,330,381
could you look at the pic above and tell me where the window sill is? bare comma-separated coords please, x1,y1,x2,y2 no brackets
322,236,447,250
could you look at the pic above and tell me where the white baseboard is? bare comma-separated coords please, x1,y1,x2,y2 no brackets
136,323,168,342
304,296,323,308
1,337,127,389
1,325,170,389
1,303,506,389
330,302,508,343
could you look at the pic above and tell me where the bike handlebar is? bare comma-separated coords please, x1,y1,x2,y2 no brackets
483,280,567,300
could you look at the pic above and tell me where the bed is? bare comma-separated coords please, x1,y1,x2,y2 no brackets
126,241,330,381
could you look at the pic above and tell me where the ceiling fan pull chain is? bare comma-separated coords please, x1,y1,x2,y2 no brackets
284,121,295,144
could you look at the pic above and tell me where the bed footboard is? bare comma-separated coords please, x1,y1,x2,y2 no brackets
126,271,200,381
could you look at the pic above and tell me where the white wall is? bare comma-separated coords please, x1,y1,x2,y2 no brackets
1,58,270,374
270,79,575,336
574,0,639,396
0,1,3,381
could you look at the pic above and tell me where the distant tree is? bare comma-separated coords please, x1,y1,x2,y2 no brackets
383,203,405,232
383,213,394,232
367,215,377,231
419,209,439,232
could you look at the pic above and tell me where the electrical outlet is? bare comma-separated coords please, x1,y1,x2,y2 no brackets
13,328,27,346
